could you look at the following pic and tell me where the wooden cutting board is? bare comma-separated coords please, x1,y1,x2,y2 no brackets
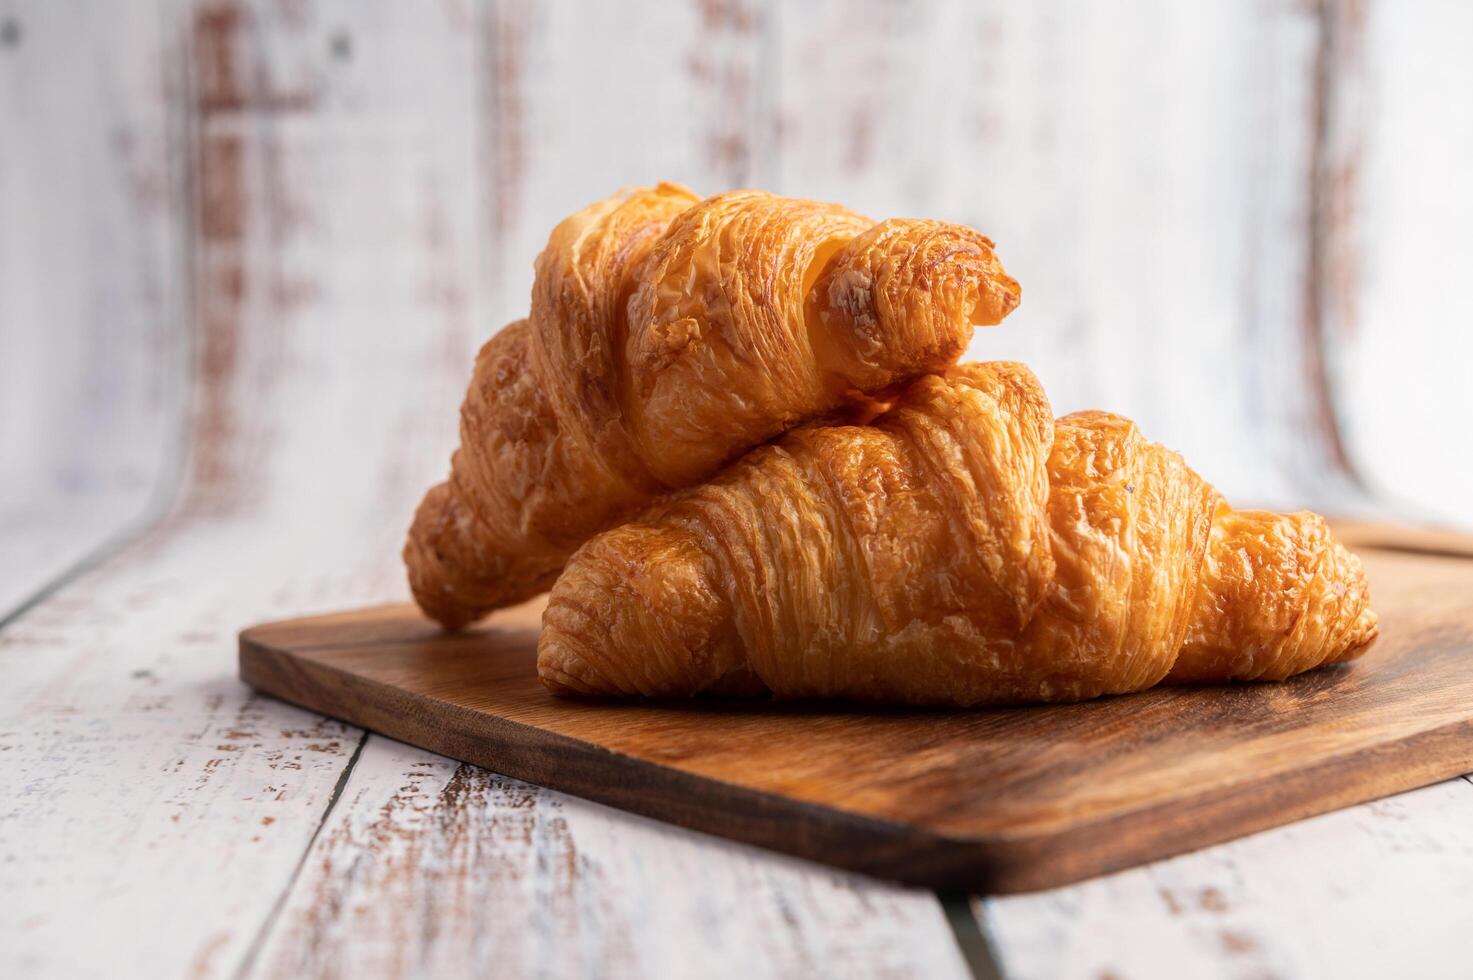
240,544,1473,893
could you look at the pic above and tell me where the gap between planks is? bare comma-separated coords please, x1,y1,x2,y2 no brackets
231,729,371,980
0,382,187,633
942,893,1007,980
229,723,996,979
0,496,176,633
0,495,389,980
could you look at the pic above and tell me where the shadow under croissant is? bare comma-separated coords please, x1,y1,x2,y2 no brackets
537,659,1363,721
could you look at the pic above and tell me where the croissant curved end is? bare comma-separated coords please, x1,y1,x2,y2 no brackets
538,523,754,698
810,220,1022,391
404,482,483,632
1169,510,1378,683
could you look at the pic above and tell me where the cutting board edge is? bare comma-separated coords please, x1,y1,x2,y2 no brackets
239,628,1011,891
978,718,1473,889
237,613,1473,894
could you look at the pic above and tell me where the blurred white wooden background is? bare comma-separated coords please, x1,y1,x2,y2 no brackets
2,2,1471,978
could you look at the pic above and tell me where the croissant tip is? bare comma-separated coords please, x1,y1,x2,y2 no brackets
537,660,596,697
978,276,1022,325
652,179,698,198
1340,608,1380,662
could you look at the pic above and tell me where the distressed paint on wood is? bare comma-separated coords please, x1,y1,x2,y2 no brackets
0,501,156,621
5,0,1473,976
479,0,774,331
1335,0,1473,526
772,0,1322,507
1298,0,1367,487
249,736,969,980
0,517,376,978
0,0,184,507
2,2,485,975
0,0,188,611
982,775,1473,979
1,2,970,977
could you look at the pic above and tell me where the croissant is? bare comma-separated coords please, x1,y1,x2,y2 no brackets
405,183,1021,627
538,362,1378,705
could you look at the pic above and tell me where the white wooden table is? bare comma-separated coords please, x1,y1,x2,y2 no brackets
4,2,1472,977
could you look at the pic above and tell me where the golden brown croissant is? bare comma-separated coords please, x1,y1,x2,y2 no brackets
538,362,1377,705
405,183,1021,627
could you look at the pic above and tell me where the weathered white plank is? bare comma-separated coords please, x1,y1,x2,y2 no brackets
0,497,156,620
2,3,971,976
0,519,374,977
772,0,1340,509
982,776,1473,979
482,0,772,329
0,0,184,507
1336,0,1473,526
0,0,186,613
177,0,484,517
1,1,482,975
249,735,968,980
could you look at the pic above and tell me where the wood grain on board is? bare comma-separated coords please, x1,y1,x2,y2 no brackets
241,545,1473,894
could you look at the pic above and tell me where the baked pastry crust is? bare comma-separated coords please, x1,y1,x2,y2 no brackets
405,184,1020,627
539,363,1377,705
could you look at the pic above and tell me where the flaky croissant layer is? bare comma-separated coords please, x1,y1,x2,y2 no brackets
538,363,1377,706
405,184,1021,627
